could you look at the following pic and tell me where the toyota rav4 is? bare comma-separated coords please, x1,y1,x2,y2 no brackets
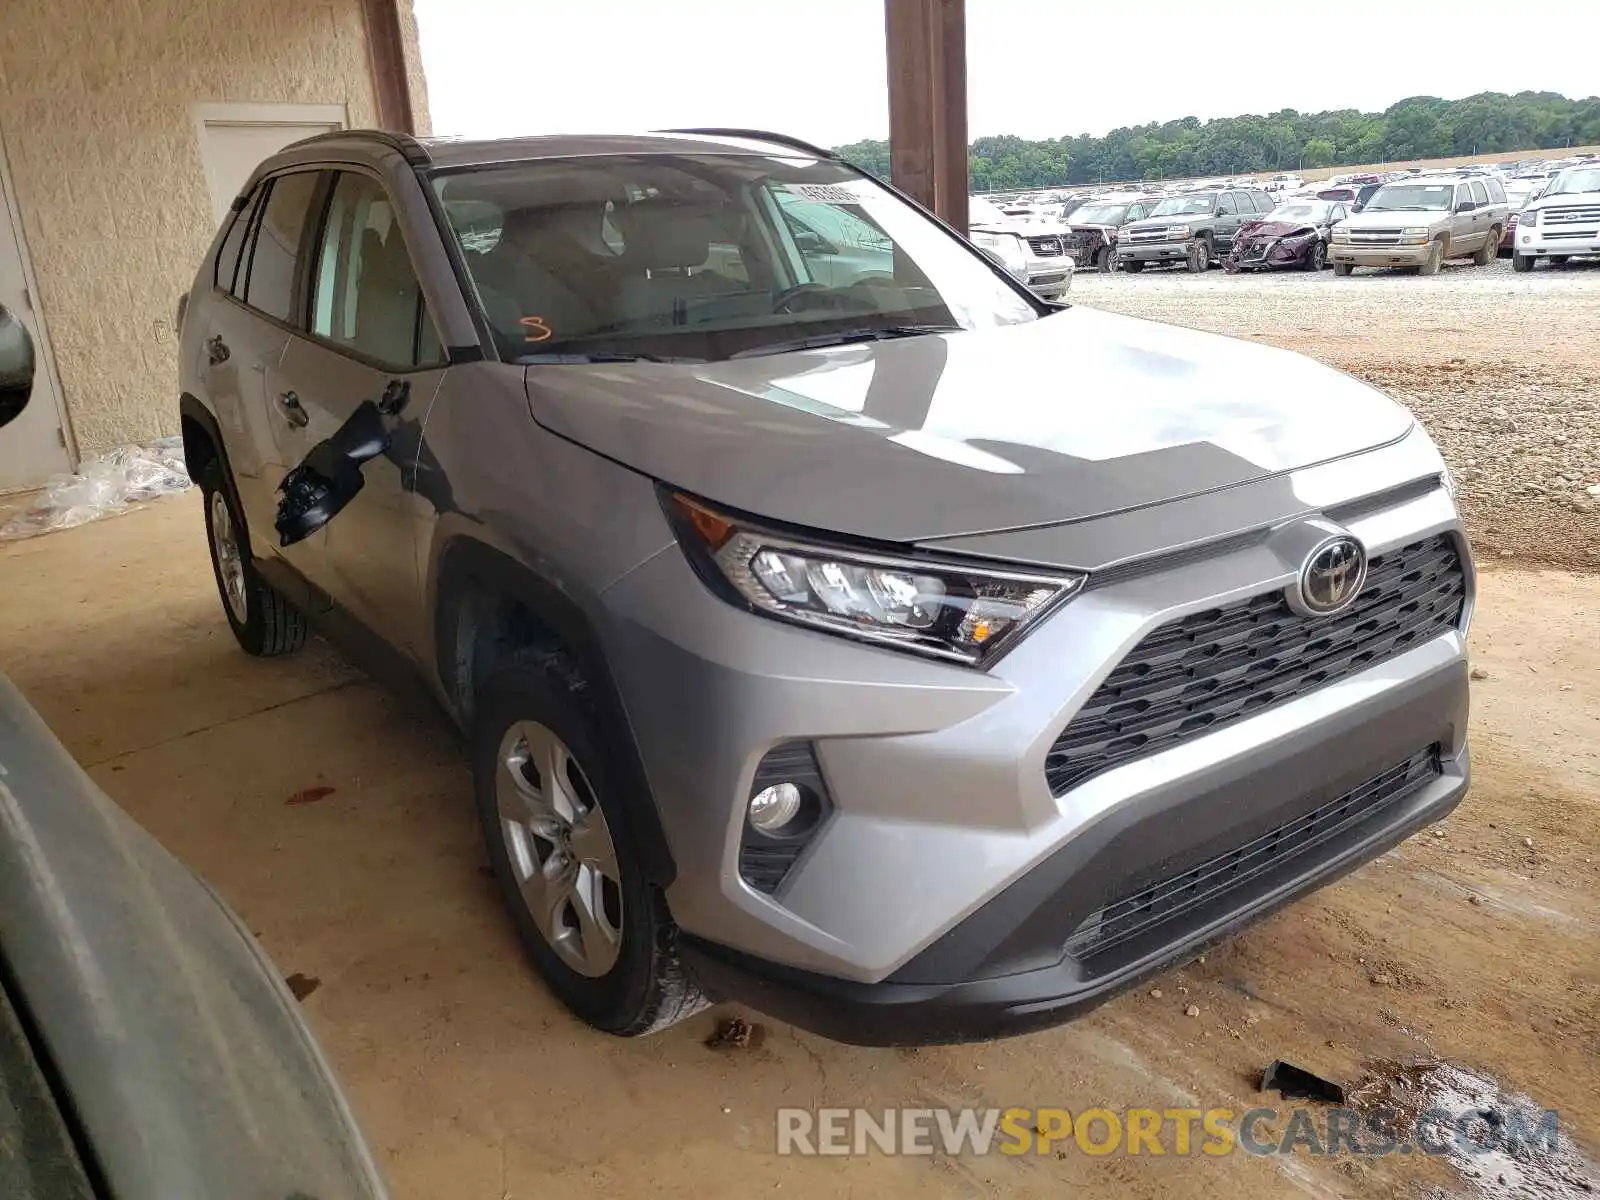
178,129,1473,1046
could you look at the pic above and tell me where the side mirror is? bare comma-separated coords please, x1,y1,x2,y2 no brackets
793,230,835,256
0,305,36,431
274,400,389,546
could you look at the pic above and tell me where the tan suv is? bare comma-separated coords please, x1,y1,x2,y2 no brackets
1329,174,1509,276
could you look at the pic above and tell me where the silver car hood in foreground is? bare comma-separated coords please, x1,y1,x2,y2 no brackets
0,676,387,1200
524,307,1413,543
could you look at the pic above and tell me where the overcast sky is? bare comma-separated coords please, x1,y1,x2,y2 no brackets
413,0,1597,146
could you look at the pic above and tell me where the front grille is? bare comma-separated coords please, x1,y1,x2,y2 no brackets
1543,228,1597,240
1348,228,1403,245
1044,534,1466,796
1242,241,1269,260
1544,205,1600,224
1062,746,1442,961
1027,236,1064,256
1126,228,1169,241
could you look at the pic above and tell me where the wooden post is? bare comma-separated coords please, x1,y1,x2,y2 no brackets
362,0,417,135
885,0,968,233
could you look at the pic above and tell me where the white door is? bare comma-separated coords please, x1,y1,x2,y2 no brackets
193,103,347,225
0,151,71,493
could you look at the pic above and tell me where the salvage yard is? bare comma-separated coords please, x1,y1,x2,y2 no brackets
2,264,1597,1199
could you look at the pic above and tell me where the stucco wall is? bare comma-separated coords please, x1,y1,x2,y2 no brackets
0,0,429,454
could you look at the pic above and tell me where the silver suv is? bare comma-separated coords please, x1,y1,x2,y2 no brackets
178,129,1473,1045
1330,174,1509,275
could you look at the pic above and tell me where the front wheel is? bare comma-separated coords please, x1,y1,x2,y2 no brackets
1186,238,1209,273
1332,261,1354,277
1095,245,1116,273
1473,229,1499,266
1418,238,1444,276
1512,252,1535,272
200,463,306,657
1305,241,1327,271
473,652,709,1036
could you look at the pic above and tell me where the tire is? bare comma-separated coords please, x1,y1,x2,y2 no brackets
1333,262,1354,277
472,650,709,1036
1186,237,1209,273
1122,259,1145,273
1512,252,1535,272
1096,245,1115,273
199,462,306,657
1304,241,1327,271
1418,238,1444,276
1473,229,1499,266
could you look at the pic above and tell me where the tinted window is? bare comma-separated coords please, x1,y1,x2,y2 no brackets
246,172,322,323
1218,193,1238,215
310,172,443,368
213,187,261,295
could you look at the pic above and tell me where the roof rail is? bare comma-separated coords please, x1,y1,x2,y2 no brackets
282,128,433,167
661,127,838,160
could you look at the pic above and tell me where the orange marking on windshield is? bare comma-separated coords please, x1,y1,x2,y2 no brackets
520,316,553,343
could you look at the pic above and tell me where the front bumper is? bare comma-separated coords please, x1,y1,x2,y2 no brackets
1329,241,1432,266
1515,232,1600,257
1118,238,1193,264
1026,259,1074,297
597,471,1472,1041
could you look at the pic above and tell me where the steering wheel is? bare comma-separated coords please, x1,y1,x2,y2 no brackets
771,283,840,314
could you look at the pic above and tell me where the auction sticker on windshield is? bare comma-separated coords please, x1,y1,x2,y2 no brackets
780,183,864,204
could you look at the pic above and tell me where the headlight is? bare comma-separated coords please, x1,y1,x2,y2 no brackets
1165,226,1193,240
665,493,1084,666
973,231,1028,278
1332,226,1352,240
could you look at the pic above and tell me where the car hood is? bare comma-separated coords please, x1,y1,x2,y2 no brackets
1123,213,1208,230
1523,188,1600,211
522,308,1414,543
1238,219,1320,240
1340,209,1447,227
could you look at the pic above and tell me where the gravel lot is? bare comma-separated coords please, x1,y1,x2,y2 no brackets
1072,257,1600,569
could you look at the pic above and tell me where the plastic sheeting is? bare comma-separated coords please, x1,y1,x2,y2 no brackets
0,437,191,541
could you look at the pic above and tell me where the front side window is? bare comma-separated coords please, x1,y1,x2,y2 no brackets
1148,194,1216,217
309,172,442,369
1218,193,1238,215
431,154,1038,363
1365,183,1455,212
246,172,323,323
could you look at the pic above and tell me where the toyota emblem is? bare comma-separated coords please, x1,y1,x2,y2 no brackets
1289,536,1368,616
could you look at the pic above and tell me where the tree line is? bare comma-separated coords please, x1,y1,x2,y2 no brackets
833,92,1600,190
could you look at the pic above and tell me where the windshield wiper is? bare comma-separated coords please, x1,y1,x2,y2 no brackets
518,351,705,365
730,325,961,360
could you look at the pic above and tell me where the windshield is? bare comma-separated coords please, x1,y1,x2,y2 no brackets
1071,203,1131,225
1148,195,1216,216
433,156,1038,363
1266,201,1334,223
1546,167,1600,197
1365,182,1455,212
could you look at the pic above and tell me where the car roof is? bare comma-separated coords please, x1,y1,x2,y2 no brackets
272,127,843,173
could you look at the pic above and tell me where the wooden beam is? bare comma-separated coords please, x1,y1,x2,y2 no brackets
362,0,417,135
885,0,968,233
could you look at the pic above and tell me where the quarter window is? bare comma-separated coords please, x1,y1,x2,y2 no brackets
310,172,442,369
214,186,261,296
246,172,322,323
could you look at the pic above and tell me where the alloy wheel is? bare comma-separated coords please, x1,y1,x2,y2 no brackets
495,720,624,978
209,491,248,624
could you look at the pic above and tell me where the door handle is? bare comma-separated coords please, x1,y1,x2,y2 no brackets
377,378,411,417
207,335,230,365
276,390,309,428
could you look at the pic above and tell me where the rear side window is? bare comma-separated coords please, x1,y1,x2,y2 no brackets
1469,180,1489,205
246,172,323,323
309,172,444,369
1484,176,1506,203
213,187,261,295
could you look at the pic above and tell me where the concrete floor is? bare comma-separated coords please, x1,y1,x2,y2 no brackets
3,493,1596,1200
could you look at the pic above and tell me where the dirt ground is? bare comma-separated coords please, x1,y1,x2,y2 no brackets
2,265,1597,1197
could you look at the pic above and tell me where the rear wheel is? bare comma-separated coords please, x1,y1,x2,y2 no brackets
1122,259,1145,273
1473,229,1499,266
1418,238,1444,276
473,651,708,1036
1512,252,1535,272
200,462,305,657
1333,261,1354,277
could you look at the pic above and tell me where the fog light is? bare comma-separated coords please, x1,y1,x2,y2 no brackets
749,783,803,833
1520,233,1532,244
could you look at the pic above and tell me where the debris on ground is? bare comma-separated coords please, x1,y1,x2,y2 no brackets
285,973,321,1001
0,437,190,540
1471,667,1490,680
286,785,338,806
1260,1059,1347,1104
705,1016,765,1052
1185,1005,1200,1018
